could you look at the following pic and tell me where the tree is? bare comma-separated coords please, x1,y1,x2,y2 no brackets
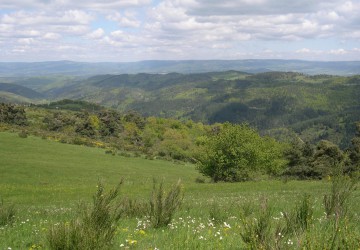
0,103,27,126
196,123,287,182
284,140,315,179
348,122,360,173
310,140,344,178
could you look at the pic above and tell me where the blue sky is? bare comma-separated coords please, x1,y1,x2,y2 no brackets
0,0,359,62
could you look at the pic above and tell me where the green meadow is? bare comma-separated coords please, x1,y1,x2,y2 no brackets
1,132,359,249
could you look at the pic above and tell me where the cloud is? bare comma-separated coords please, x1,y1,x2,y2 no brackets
330,48,347,55
0,0,359,61
0,0,152,10
184,0,341,16
87,28,105,39
107,12,141,28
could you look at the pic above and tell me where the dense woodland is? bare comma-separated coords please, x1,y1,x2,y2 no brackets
1,101,359,181
1,71,360,149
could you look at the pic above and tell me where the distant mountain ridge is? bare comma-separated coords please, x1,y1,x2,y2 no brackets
0,59,360,76
0,82,44,99
1,70,360,148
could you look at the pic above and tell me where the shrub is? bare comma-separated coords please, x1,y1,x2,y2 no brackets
196,123,287,182
149,179,183,228
323,174,357,219
18,130,28,138
282,194,313,236
195,176,206,183
47,181,123,250
240,198,273,249
208,202,227,224
0,199,15,226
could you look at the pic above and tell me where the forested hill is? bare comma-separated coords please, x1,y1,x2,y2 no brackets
2,71,360,147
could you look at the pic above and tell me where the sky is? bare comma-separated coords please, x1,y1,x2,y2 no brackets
0,0,359,62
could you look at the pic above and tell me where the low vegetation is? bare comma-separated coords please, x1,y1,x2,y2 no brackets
0,132,359,249
0,199,15,227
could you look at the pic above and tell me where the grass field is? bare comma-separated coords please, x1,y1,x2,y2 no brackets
1,132,359,249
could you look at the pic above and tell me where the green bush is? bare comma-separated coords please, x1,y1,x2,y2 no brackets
197,123,287,182
47,181,123,250
208,202,227,224
282,194,314,236
323,174,357,219
240,199,274,249
18,130,28,138
149,180,183,228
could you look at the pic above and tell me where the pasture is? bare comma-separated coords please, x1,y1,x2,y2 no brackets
1,132,359,249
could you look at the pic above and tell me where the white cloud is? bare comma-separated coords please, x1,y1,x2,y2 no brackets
107,12,141,28
87,28,105,39
296,48,311,53
43,32,62,40
0,0,359,61
0,0,152,10
330,48,347,55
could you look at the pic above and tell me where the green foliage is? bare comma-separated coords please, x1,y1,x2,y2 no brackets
0,103,27,126
285,139,351,179
39,99,104,112
323,174,357,219
117,197,149,218
348,122,360,172
1,131,360,249
0,199,15,226
18,130,28,138
47,181,123,250
311,140,345,178
240,199,274,249
196,123,287,182
208,202,227,224
149,180,183,228
98,110,122,137
282,194,314,236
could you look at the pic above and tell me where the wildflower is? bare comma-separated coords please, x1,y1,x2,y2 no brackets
139,229,146,235
129,240,137,245
223,222,231,229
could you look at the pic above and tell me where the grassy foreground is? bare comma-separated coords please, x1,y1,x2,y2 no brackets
1,132,359,249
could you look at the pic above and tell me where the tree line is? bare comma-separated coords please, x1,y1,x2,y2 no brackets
0,102,359,182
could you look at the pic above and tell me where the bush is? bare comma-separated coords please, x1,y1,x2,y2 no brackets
195,176,206,183
47,181,123,250
18,130,28,138
282,194,313,236
209,202,227,224
149,180,183,228
197,123,287,182
240,199,273,249
0,199,15,226
323,174,357,219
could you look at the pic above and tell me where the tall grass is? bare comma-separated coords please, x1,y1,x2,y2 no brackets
47,181,123,250
0,199,15,226
149,179,183,228
240,198,274,249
